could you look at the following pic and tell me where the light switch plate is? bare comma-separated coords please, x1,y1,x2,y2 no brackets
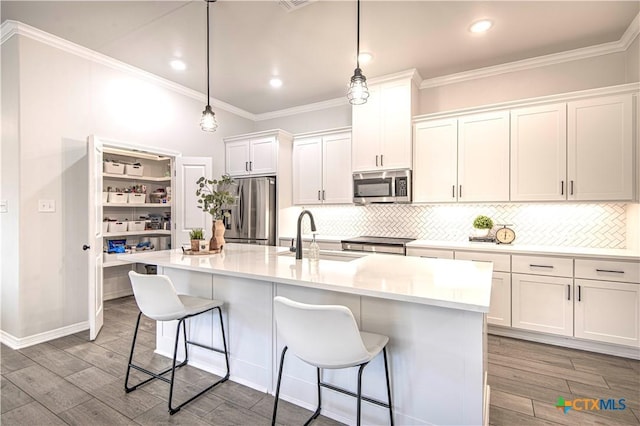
0,200,7,213
38,199,56,212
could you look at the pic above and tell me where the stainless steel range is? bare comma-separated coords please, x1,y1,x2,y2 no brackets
341,236,416,255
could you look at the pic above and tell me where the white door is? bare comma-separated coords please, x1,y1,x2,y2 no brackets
322,133,352,204
250,137,278,175
225,140,250,177
567,94,633,201
380,79,412,170
87,135,104,340
352,84,381,172
413,119,458,202
175,157,213,246
574,279,640,347
458,111,510,202
512,273,573,336
511,103,567,201
293,137,323,205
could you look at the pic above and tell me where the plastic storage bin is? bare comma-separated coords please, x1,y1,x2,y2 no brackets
104,162,125,174
108,221,127,233
127,193,146,204
125,164,144,176
107,192,127,204
127,221,145,232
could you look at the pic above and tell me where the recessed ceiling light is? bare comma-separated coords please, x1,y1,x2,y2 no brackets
170,59,186,71
270,78,283,88
358,52,373,64
469,19,493,33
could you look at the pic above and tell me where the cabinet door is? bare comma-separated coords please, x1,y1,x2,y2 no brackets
458,111,510,202
406,247,454,259
226,140,250,176
567,94,633,201
250,137,277,175
512,273,573,336
352,84,382,172
511,103,567,201
380,79,412,170
322,133,352,204
293,137,323,205
413,119,458,202
574,279,640,347
488,271,512,327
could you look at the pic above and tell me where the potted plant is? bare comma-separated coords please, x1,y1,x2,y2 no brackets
189,228,204,252
196,175,235,251
472,215,494,237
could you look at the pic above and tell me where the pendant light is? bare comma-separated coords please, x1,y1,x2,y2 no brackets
347,0,369,105
200,0,218,132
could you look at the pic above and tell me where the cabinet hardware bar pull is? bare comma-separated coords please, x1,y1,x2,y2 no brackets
375,155,379,167
561,180,564,195
570,180,574,195
381,155,384,167
459,185,462,198
249,161,252,171
452,185,455,198
322,190,325,200
245,162,248,172
530,264,554,268
578,285,581,302
595,269,624,274
318,190,321,201
567,285,571,301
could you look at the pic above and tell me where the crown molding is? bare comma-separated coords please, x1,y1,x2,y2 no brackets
222,128,293,143
420,12,640,90
0,20,257,121
254,97,349,121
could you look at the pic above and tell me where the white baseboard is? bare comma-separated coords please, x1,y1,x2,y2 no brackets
488,326,640,360
0,321,89,350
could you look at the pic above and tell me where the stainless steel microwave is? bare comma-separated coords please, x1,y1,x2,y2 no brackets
353,170,411,204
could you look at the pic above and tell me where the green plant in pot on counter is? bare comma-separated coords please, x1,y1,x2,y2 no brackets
472,215,494,238
189,228,204,252
196,175,236,251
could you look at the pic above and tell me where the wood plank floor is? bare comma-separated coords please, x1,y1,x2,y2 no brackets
1,296,638,425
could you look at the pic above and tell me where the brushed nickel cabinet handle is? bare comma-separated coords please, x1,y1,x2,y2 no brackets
596,269,624,274
530,264,554,268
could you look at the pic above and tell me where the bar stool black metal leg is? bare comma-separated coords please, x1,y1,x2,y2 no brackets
303,367,322,426
272,346,288,426
356,363,366,426
383,347,394,426
168,318,186,414
216,307,230,379
124,312,143,392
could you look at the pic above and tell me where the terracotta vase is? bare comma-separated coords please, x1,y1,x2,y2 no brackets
190,240,200,252
210,219,226,251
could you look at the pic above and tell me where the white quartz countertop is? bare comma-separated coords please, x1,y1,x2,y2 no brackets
119,244,493,313
407,240,640,261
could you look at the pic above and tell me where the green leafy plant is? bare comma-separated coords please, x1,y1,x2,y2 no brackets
473,215,494,230
189,228,204,240
195,175,235,221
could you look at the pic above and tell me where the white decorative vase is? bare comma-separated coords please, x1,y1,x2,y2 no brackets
473,228,489,238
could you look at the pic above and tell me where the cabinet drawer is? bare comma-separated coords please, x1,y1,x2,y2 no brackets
406,247,454,259
575,259,640,283
454,251,510,272
512,255,573,277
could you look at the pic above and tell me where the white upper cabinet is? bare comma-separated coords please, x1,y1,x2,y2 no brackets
458,111,510,202
567,94,634,201
225,136,277,177
510,103,567,201
413,118,458,202
293,131,352,205
352,74,416,172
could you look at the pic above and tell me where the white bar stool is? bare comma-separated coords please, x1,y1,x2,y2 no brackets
125,271,230,415
272,296,393,426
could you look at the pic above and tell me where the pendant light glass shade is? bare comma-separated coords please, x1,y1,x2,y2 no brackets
347,0,369,105
200,104,218,132
201,0,218,132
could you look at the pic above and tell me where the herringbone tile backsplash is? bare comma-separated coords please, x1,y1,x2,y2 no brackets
303,203,627,248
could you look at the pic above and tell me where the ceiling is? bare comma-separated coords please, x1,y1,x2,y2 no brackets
2,1,638,115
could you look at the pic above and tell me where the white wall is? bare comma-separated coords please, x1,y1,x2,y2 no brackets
1,33,254,341
252,103,352,134
626,36,640,83
1,36,21,338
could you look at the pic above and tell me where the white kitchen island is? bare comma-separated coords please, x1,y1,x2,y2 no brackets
119,244,493,425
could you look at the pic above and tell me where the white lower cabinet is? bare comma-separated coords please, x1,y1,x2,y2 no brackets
512,273,574,336
574,279,640,347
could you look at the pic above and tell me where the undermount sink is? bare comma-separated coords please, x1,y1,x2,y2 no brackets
277,250,366,262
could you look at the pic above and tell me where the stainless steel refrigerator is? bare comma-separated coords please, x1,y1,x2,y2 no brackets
221,176,276,246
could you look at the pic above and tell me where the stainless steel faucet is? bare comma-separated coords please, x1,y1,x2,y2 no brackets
295,210,317,260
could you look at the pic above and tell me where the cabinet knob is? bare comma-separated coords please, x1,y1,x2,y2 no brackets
82,244,91,251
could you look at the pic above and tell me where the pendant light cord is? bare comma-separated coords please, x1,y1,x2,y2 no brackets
356,0,361,69
206,0,211,104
